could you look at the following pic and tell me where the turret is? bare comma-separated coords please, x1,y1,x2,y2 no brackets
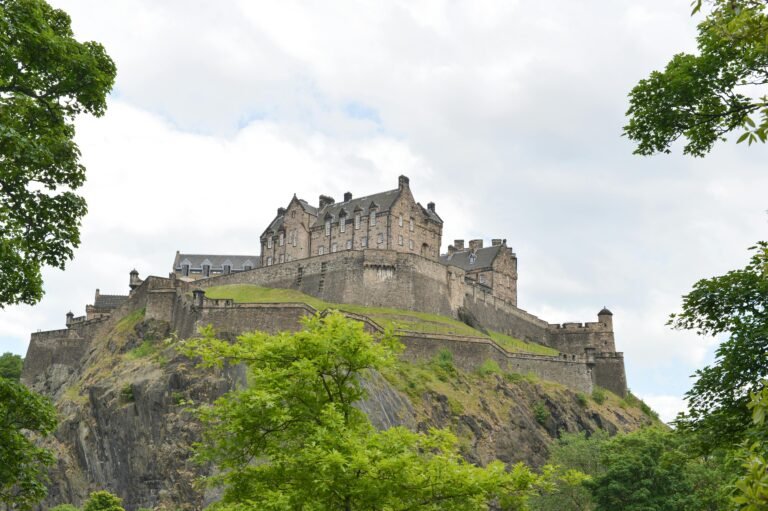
398,175,410,189
66,311,74,327
192,289,205,308
129,269,142,291
598,307,613,330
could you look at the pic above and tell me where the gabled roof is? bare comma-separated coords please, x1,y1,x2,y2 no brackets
418,202,443,224
173,253,260,270
94,294,127,309
311,188,401,228
440,245,502,271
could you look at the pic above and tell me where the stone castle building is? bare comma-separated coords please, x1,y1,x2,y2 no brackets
27,175,627,400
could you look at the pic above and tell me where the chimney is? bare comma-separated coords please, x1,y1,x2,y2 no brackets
491,239,502,247
468,239,483,251
427,202,435,212
95,289,100,299
447,245,456,256
398,175,410,189
344,191,352,202
277,207,286,216
319,195,335,208
454,239,465,250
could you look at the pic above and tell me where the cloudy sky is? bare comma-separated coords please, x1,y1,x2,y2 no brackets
2,0,766,422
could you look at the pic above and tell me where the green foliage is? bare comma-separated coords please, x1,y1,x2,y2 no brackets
505,372,525,383
126,340,156,359
0,352,23,381
82,491,125,511
0,0,116,306
433,348,456,374
671,242,768,448
732,381,768,510
533,401,550,425
591,387,606,405
114,308,145,336
120,384,133,402
589,428,733,511
0,378,57,510
625,1,768,156
575,392,588,407
477,358,502,377
50,505,79,511
489,331,560,356
183,312,548,510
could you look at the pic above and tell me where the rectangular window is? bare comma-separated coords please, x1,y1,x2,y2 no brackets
331,243,338,253
370,210,376,226
346,240,352,250
340,219,346,233
398,215,403,227
325,220,331,236
319,246,325,255
267,257,273,266
378,233,384,244
279,254,285,263
361,237,367,248
409,218,414,232
182,264,190,276
355,214,361,229
223,264,231,274
243,265,252,271
203,264,210,277
398,235,403,246
409,239,414,250
279,232,284,246
267,237,272,249
287,255,292,262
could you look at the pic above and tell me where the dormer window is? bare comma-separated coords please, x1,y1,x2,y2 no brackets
279,232,284,246
182,264,190,277
267,236,273,249
203,264,210,277
469,253,476,264
325,219,331,236
355,213,361,229
340,218,346,233
223,264,231,274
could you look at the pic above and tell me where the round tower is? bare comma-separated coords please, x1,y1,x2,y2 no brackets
598,306,613,330
129,269,142,291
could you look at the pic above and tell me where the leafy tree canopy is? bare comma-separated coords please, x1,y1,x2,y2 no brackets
0,377,57,510
0,0,115,307
0,352,23,381
183,312,549,511
81,491,125,511
671,242,768,448
625,0,768,156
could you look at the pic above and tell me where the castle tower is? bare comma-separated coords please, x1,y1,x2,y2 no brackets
598,307,613,330
129,269,142,291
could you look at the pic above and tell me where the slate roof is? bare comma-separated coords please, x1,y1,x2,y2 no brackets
310,188,402,228
418,202,442,224
440,246,502,271
94,294,128,309
173,253,260,270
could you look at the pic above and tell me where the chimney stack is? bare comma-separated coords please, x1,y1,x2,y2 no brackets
344,191,352,202
66,311,74,327
277,207,286,216
319,195,335,209
398,175,410,189
454,239,465,250
491,239,502,247
427,202,435,212
447,245,456,256
468,239,483,251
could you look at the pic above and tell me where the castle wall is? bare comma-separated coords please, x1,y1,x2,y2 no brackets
462,283,551,344
592,353,627,397
547,323,615,355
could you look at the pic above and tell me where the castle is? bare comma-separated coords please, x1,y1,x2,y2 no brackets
24,176,627,398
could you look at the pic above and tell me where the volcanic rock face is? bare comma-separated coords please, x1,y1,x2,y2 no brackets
27,315,652,510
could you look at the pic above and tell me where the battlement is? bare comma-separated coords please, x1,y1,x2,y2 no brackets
549,321,608,331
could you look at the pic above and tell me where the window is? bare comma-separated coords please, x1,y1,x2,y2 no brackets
479,274,486,284
267,256,273,266
346,240,352,250
361,237,367,248
355,213,361,229
243,265,252,271
287,255,292,262
398,235,403,246
279,254,285,263
378,233,383,244
469,253,476,264
223,264,231,274
325,219,331,236
291,230,297,247
398,214,403,227
279,232,284,246
370,209,377,226
291,210,296,218
203,264,210,277
267,237,272,249
340,218,346,233
331,243,338,253
182,264,190,276
409,239,414,250
409,218,414,232
319,246,325,255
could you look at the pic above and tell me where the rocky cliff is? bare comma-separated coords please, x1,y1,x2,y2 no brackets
26,305,654,510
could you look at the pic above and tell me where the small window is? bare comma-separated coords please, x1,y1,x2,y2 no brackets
332,243,338,253
340,219,346,233
409,218,414,232
346,240,352,250
267,237,272,249
409,239,414,250
398,235,403,246
203,264,211,277
291,210,296,218
267,256,273,266
378,233,384,244
479,274,486,284
469,254,476,264
398,215,403,227
325,219,331,236
287,255,292,262
182,264,190,277
243,265,252,271
319,246,325,255
279,232,284,246
355,213,361,229
223,264,231,274
361,237,367,248
279,254,285,263
370,210,377,226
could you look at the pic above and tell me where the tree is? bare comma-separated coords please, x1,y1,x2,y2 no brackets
81,491,125,511
624,0,768,156
0,377,57,510
0,352,23,381
183,312,548,510
670,242,768,449
0,0,116,307
732,381,768,510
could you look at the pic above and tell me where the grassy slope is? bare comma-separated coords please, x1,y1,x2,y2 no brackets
204,284,559,355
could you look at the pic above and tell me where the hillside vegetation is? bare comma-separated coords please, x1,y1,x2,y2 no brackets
204,284,559,356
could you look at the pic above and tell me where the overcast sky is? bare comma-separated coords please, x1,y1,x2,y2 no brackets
1,0,766,422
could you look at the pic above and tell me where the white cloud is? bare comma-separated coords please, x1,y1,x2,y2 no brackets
639,394,688,424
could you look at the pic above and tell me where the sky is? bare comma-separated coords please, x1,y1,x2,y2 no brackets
1,0,766,423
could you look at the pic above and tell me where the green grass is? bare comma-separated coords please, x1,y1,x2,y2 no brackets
114,307,145,335
203,285,561,356
125,340,157,360
488,331,560,356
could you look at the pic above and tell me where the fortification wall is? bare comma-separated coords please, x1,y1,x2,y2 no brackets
547,322,615,355
592,353,627,397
